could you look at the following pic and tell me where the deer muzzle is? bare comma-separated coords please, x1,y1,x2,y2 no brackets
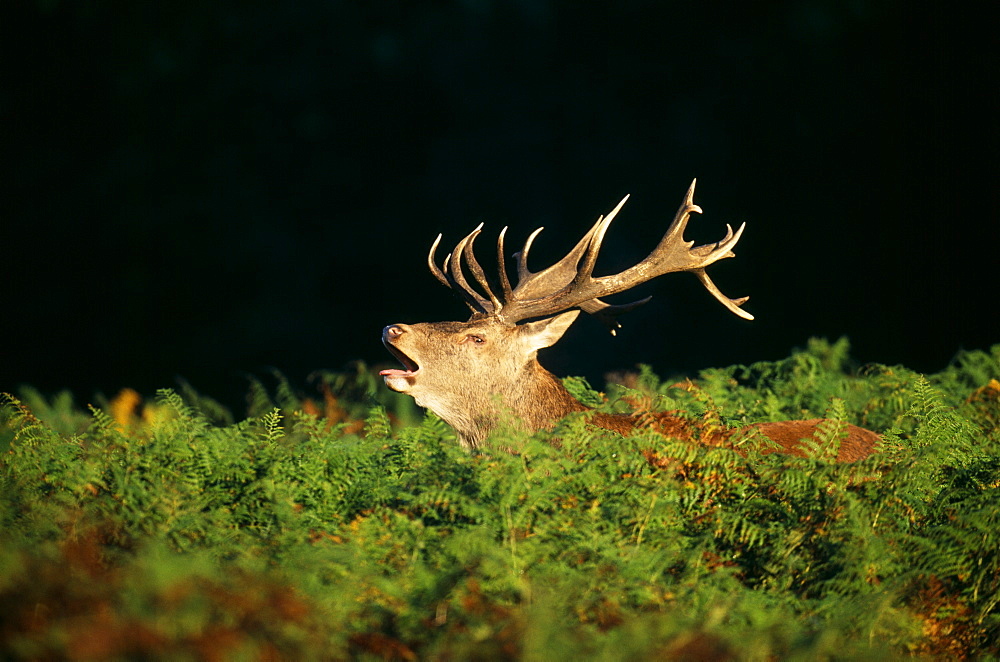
380,324,419,391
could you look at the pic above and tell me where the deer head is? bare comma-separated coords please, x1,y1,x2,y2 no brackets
380,180,752,449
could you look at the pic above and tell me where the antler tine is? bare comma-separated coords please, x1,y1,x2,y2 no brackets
448,225,493,314
575,194,629,284
427,234,451,288
496,226,514,301
692,268,754,320
690,221,744,260
657,178,702,249
515,227,545,283
427,226,493,315
461,226,503,311
441,250,481,315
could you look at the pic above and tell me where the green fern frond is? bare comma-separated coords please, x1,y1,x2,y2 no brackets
258,408,284,444
363,406,392,440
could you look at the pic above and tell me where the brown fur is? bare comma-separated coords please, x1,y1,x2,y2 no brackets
561,399,878,462
381,316,880,461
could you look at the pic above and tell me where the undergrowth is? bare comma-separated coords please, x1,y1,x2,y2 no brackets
1,339,998,660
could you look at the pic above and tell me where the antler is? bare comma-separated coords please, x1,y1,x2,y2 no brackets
428,179,753,332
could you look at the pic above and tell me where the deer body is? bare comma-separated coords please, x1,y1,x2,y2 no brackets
381,315,878,461
381,181,879,461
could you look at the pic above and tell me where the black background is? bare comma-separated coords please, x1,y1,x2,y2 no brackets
3,1,995,412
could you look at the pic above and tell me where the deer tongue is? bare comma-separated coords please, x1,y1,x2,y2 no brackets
379,368,415,377
381,345,419,378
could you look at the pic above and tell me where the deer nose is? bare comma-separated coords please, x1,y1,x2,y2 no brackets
383,324,405,341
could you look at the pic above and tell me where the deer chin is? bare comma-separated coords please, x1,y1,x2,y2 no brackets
380,370,415,392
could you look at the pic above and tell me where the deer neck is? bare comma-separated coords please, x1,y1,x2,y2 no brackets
446,361,587,450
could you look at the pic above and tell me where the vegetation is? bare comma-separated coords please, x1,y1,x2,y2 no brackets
2,339,998,660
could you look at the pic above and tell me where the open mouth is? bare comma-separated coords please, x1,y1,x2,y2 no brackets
379,344,419,379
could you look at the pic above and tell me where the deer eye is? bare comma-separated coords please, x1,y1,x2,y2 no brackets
465,334,486,345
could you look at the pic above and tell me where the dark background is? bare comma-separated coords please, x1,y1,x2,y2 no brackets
3,1,996,412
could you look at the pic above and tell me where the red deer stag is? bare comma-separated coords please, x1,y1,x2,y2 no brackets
381,181,878,461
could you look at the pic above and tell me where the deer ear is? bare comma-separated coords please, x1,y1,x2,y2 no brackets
519,309,581,353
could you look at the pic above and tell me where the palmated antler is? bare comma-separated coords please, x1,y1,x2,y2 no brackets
428,179,752,333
